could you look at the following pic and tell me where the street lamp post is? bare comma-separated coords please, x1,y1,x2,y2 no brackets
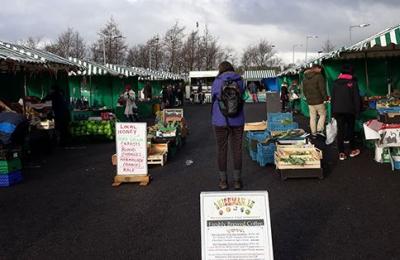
149,36,160,70
98,33,124,65
292,44,302,65
305,35,318,63
349,23,370,45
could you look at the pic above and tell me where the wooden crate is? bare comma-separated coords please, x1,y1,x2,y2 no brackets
244,121,267,131
148,144,168,166
275,145,322,170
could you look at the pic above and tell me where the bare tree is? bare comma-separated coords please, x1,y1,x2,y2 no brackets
241,40,278,70
127,44,149,68
181,30,200,72
321,39,335,53
19,36,43,49
163,22,185,73
92,17,128,64
44,28,86,59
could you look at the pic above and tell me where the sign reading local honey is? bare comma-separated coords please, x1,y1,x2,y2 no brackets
116,122,147,176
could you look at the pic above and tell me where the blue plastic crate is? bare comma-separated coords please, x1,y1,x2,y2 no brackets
268,122,299,132
249,149,258,161
247,131,271,142
0,170,23,187
394,160,400,170
256,143,276,166
267,112,293,123
368,100,377,109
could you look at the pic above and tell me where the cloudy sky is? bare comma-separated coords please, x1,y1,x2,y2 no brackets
1,0,399,64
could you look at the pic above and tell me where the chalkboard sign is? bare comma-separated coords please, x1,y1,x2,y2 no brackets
116,122,148,176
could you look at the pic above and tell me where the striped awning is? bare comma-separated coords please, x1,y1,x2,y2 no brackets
0,40,80,70
243,70,276,80
349,24,400,51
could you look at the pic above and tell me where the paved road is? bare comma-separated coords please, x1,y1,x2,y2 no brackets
1,103,399,259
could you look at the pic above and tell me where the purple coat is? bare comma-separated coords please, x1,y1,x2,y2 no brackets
211,72,245,127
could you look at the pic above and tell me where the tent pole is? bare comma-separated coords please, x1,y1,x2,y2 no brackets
364,52,370,95
89,75,92,107
23,73,27,115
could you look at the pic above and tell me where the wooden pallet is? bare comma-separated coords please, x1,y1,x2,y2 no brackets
112,174,151,187
148,153,167,166
147,144,168,166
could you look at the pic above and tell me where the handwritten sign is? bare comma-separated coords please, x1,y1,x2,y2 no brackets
116,122,147,175
163,108,184,122
200,191,274,260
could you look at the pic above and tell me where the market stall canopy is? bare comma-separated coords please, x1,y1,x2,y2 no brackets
189,70,218,79
243,70,276,81
0,40,81,72
68,57,137,77
318,24,400,60
133,67,186,81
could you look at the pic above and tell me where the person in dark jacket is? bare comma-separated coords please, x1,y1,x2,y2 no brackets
44,85,70,146
303,64,327,136
331,64,361,160
280,82,289,112
211,61,245,190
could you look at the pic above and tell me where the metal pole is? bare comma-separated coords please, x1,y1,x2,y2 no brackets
364,52,370,94
305,38,309,62
349,27,352,46
149,47,152,69
292,45,295,64
102,37,106,65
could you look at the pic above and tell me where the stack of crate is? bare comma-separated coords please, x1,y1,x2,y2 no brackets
0,149,23,187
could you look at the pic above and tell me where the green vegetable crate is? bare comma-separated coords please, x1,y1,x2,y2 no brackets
0,158,22,174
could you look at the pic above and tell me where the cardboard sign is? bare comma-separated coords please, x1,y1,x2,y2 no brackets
163,108,184,122
116,122,148,175
200,191,273,260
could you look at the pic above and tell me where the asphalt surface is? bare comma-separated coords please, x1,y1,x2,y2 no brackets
1,103,400,260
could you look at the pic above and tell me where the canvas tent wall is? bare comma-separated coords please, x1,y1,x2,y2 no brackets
0,40,80,103
68,59,139,109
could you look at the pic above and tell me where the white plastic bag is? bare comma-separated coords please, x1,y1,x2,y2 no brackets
325,118,337,145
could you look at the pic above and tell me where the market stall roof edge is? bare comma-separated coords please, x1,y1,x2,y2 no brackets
0,40,81,71
243,70,276,81
278,24,400,77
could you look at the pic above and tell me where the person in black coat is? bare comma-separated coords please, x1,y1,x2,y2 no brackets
44,85,70,146
331,64,361,160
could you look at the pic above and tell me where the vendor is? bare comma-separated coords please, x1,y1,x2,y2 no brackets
43,85,71,146
143,82,152,101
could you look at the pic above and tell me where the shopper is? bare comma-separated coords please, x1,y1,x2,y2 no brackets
248,81,259,103
302,64,327,136
280,82,289,112
331,64,361,160
122,86,138,122
211,61,245,190
289,80,300,113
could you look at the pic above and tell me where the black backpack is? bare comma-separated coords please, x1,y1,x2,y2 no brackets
217,79,243,117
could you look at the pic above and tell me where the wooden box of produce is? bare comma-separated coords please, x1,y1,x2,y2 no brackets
244,121,267,131
275,145,323,180
275,145,322,170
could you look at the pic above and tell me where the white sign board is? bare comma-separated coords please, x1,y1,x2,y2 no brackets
201,191,274,260
116,122,148,175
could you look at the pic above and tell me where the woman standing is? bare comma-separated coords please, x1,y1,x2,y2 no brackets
211,61,245,190
331,64,361,160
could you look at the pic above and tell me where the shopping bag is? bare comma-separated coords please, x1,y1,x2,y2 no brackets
325,118,337,145
242,90,250,101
